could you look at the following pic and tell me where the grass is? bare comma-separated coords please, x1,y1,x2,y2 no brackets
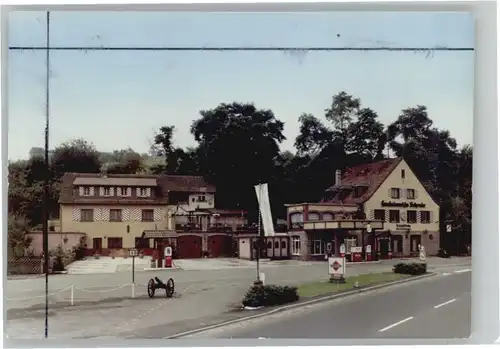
297,272,411,298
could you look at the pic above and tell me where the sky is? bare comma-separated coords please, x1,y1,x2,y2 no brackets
7,11,474,161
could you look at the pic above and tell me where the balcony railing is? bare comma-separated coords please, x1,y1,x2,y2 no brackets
175,223,202,231
208,223,234,232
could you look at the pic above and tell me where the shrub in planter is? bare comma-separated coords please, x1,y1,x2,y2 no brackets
393,262,427,275
242,284,299,308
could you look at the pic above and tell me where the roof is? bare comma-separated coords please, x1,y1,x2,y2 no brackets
59,173,215,205
74,177,157,187
322,158,403,205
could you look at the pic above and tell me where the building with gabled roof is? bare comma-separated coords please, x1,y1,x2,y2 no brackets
286,157,440,260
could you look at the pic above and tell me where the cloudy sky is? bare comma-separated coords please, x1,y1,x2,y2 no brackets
8,11,474,160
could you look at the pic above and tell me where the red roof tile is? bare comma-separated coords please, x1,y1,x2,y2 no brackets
322,158,402,205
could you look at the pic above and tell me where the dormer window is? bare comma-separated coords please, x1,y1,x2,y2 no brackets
353,187,365,198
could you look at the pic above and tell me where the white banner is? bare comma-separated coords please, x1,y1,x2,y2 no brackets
254,183,275,236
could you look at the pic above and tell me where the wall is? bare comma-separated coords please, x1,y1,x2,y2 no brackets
238,238,251,259
26,231,85,256
60,204,167,250
364,159,440,255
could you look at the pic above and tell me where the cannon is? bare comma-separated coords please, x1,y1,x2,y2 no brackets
147,277,175,298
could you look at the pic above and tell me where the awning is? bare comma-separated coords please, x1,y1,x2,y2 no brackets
142,230,177,239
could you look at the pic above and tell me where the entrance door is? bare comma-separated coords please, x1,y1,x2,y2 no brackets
392,235,404,257
410,235,422,254
379,238,390,258
92,238,102,254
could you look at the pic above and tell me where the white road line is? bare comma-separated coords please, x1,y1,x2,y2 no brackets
442,272,451,276
433,298,456,309
378,317,414,332
454,269,471,274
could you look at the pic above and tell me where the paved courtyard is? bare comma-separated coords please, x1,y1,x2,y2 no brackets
6,257,471,339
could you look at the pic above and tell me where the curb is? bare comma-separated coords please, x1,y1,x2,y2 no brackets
165,272,438,339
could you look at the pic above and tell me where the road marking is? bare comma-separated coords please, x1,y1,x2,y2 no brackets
442,272,451,276
454,269,471,274
433,298,456,309
378,317,414,332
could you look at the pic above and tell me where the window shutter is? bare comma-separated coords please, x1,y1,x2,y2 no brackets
99,187,104,196
136,188,141,197
146,188,151,197
127,188,132,197
415,189,419,199
110,187,115,196
79,187,84,196
89,187,95,196
429,211,434,223
369,210,374,220
388,188,392,198
417,211,421,223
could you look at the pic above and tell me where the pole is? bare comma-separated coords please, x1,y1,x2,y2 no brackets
132,255,135,284
254,184,262,286
42,11,51,339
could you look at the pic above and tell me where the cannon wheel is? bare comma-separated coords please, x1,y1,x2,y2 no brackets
165,278,175,298
147,278,155,298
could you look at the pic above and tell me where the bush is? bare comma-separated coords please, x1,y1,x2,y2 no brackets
242,284,299,308
393,262,427,275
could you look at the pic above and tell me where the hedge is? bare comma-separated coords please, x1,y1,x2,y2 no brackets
242,284,299,308
393,262,427,275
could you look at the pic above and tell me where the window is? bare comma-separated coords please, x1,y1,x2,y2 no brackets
109,209,122,222
198,195,206,202
401,169,406,179
281,241,286,249
267,241,272,248
80,209,94,222
420,211,431,223
406,189,416,200
119,187,128,196
291,236,301,255
103,187,111,196
138,188,148,197
83,187,91,196
142,209,154,222
107,237,123,249
308,212,320,221
374,209,385,221
322,212,334,221
274,241,279,249
390,188,400,199
290,213,304,228
135,237,149,249
310,239,325,255
389,210,400,223
407,210,417,223
353,187,365,198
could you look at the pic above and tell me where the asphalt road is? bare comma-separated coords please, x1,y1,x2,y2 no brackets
185,268,471,340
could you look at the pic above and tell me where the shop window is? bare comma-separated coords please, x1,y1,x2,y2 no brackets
291,236,301,255
389,210,400,223
135,237,149,249
310,239,325,255
108,237,123,249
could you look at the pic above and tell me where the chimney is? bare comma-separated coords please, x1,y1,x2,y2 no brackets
335,169,342,186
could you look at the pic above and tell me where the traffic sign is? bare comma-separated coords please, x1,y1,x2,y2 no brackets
328,257,346,277
129,248,138,257
446,225,452,233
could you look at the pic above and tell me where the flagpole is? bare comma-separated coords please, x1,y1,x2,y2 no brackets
254,183,263,286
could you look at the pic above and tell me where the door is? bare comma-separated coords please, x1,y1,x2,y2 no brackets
177,235,202,259
266,239,273,258
273,240,281,258
410,235,422,254
392,235,404,257
280,239,288,258
92,238,102,254
379,238,390,258
208,235,232,257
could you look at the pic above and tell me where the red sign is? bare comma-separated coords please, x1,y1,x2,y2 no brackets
331,261,342,271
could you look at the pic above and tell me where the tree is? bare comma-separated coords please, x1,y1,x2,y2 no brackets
346,108,386,160
190,102,285,219
324,91,361,149
51,139,102,177
8,214,32,259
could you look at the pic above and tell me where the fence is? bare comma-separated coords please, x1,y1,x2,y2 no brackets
8,258,43,275
5,282,174,311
